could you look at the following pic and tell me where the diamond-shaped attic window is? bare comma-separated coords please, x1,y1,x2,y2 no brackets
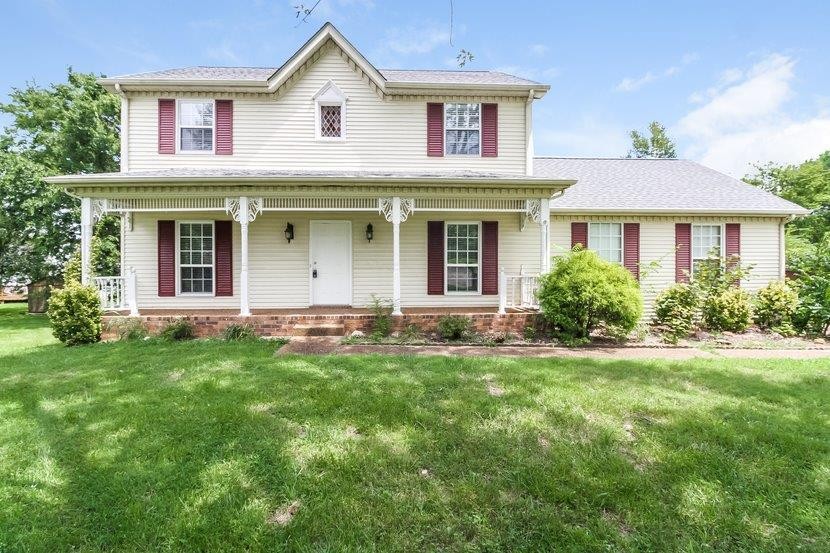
320,105,342,138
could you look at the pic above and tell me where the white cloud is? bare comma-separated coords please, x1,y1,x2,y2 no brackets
383,24,450,55
676,53,830,176
530,44,549,56
616,52,699,92
682,52,701,64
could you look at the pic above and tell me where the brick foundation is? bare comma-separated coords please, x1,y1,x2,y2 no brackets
102,311,543,340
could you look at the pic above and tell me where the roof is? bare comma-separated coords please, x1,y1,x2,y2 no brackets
100,23,547,97
537,157,809,216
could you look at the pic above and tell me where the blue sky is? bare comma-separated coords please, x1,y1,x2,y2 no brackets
3,0,829,176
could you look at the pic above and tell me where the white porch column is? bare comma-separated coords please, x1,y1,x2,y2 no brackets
539,197,551,273
80,197,93,285
127,267,139,316
379,197,414,316
239,196,251,317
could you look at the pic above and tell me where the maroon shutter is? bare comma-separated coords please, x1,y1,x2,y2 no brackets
215,100,233,155
675,223,692,283
725,223,741,283
427,103,444,157
427,221,445,295
571,222,588,249
215,221,233,296
623,223,640,280
481,103,498,157
158,99,176,154
481,221,498,294
158,220,175,296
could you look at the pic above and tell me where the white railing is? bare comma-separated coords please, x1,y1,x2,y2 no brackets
498,268,541,313
93,269,138,315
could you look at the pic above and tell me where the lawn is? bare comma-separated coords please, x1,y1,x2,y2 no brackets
0,303,828,551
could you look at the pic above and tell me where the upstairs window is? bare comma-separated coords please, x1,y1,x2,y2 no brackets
178,100,214,152
692,224,722,274
313,80,347,140
588,223,622,264
445,103,480,155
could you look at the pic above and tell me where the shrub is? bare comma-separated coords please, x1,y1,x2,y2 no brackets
368,295,393,340
653,283,700,343
789,241,830,335
223,323,257,341
47,283,102,346
109,318,148,341
63,247,82,285
702,288,753,332
754,281,799,335
159,318,196,341
399,323,423,343
437,315,472,341
537,248,643,342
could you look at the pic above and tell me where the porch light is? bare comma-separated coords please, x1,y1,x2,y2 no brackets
365,223,373,242
284,222,294,243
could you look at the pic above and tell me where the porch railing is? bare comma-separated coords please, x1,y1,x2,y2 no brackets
93,269,138,315
498,269,541,313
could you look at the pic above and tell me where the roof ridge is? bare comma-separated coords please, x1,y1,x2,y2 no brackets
535,156,690,161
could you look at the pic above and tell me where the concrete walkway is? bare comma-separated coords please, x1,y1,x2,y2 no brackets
277,338,830,360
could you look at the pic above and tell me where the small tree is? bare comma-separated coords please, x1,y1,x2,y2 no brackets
627,121,677,159
537,248,643,343
47,283,102,345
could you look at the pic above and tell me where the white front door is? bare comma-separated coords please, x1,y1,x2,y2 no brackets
310,220,352,305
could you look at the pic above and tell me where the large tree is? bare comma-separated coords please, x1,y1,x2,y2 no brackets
0,69,120,287
627,121,677,159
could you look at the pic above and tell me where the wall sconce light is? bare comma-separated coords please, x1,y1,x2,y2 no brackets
284,222,294,243
365,223,374,242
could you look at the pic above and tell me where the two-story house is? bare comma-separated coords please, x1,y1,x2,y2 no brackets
48,23,808,336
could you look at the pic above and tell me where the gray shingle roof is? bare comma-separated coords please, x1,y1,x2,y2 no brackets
108,66,540,86
536,157,808,215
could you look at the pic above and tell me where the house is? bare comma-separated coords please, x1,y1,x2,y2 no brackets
46,23,808,336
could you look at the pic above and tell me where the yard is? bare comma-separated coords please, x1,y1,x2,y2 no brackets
0,303,827,551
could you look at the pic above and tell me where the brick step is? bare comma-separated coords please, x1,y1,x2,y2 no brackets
292,324,346,337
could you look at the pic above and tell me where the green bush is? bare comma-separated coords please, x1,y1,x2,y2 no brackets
63,247,82,285
159,318,196,341
754,281,799,335
47,283,102,345
537,248,643,342
653,283,700,343
436,315,472,341
789,241,830,335
223,323,257,341
109,318,148,341
368,295,393,341
703,288,753,332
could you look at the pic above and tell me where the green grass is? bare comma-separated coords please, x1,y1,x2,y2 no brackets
0,303,828,551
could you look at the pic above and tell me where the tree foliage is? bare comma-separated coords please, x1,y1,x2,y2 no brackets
0,69,120,286
627,121,677,159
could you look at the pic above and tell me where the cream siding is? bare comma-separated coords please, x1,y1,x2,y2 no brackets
126,210,542,310
551,214,786,315
126,48,527,174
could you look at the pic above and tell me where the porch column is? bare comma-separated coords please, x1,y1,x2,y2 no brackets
379,197,414,316
80,197,93,285
539,197,551,273
239,196,250,316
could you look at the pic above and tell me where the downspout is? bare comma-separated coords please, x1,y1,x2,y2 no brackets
525,89,534,176
779,216,790,280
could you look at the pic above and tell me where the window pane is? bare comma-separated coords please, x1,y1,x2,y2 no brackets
444,103,480,129
179,101,214,127
588,223,623,264
181,128,213,151
320,105,342,137
445,130,480,155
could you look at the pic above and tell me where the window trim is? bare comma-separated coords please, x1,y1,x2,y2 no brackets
691,223,725,276
444,102,482,157
587,222,623,265
175,220,216,297
313,81,347,142
176,99,216,155
444,221,482,295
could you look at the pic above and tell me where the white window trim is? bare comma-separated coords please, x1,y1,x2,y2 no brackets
444,221,482,295
444,103,482,157
313,80,347,142
587,222,623,265
176,99,216,155
691,223,725,278
175,220,216,297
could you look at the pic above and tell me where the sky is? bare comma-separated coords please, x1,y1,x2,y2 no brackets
2,0,829,177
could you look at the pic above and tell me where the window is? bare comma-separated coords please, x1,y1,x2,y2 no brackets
313,81,347,140
178,100,214,152
588,222,623,263
445,103,480,155
692,224,722,274
446,223,480,293
319,105,342,138
179,222,214,294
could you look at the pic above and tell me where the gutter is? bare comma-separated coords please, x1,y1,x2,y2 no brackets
549,207,811,217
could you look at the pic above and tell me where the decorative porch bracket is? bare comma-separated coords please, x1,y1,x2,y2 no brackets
226,197,263,316
522,198,551,273
378,197,414,315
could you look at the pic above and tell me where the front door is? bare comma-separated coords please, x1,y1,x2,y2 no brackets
310,220,352,305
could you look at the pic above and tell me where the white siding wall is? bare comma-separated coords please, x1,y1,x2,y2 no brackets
125,211,543,310
551,215,786,315
126,48,527,174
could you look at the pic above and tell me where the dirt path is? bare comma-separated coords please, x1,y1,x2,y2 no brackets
278,338,830,360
